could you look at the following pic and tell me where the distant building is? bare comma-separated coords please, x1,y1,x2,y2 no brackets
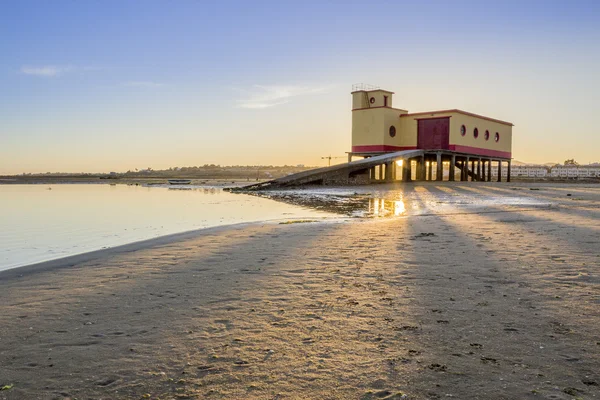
491,165,548,178
550,165,600,179
488,164,600,179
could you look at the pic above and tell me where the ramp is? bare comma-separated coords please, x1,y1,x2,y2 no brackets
233,150,425,190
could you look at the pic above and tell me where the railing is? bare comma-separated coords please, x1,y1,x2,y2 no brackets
352,83,380,91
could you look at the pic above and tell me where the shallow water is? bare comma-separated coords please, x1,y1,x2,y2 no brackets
253,184,553,218
0,184,335,270
1,183,555,271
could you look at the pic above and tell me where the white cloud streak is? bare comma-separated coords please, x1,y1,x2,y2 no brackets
124,81,166,88
20,65,75,77
237,84,329,109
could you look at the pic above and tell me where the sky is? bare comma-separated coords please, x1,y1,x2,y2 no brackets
1,0,600,174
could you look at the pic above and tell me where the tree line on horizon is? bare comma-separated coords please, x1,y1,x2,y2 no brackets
7,164,316,178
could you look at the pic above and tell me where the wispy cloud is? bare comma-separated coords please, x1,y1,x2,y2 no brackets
124,81,166,88
236,84,329,109
20,65,75,77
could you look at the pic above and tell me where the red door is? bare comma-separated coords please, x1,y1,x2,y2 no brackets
417,117,450,150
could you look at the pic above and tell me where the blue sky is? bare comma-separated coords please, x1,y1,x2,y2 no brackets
1,0,600,173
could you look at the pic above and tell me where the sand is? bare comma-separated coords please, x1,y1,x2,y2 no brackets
1,183,599,399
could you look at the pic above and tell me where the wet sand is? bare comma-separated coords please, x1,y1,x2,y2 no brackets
1,183,599,399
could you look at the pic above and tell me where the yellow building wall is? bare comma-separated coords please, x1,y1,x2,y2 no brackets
447,113,512,155
352,108,385,146
383,109,416,148
351,97,512,157
351,90,394,109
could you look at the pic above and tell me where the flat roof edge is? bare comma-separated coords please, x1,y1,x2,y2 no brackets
351,90,395,94
400,109,514,126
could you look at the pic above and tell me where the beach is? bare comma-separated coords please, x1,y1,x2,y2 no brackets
1,183,599,399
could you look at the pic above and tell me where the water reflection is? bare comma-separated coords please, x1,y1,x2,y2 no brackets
0,184,335,270
166,187,219,194
251,186,551,218
369,198,406,217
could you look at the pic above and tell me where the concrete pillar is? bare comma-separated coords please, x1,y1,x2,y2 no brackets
487,160,492,182
427,160,433,181
477,159,482,181
449,155,456,181
413,160,418,181
402,160,411,182
465,157,472,182
481,160,486,181
413,160,419,181
436,153,443,181
348,153,353,163
507,160,511,182
497,160,502,182
385,162,393,181
470,160,475,181
379,165,384,181
419,155,426,181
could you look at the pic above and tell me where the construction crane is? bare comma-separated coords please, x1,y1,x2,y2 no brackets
321,155,345,167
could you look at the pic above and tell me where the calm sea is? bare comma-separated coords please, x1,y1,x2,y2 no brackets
0,184,335,271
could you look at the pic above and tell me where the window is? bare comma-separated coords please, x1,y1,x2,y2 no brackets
473,128,479,138
384,96,388,107
484,130,490,141
369,97,376,104
495,132,500,142
389,125,396,137
460,125,466,136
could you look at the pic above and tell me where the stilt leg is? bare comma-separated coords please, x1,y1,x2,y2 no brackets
403,160,411,182
497,161,502,182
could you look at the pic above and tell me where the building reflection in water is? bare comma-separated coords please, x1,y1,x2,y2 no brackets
369,197,406,217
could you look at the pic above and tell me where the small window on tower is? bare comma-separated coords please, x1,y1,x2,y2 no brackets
460,125,466,136
384,96,388,107
495,132,500,142
485,130,490,141
473,128,479,138
389,125,396,138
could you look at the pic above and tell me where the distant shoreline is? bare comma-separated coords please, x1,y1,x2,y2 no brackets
2,175,600,186
0,176,270,186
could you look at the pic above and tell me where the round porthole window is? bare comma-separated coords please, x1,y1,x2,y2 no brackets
389,125,396,137
473,128,479,138
460,125,466,136
495,132,500,142
485,130,490,141
369,97,376,104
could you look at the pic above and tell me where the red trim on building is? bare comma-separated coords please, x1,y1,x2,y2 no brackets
351,145,417,153
352,106,408,112
400,109,513,126
448,145,511,159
